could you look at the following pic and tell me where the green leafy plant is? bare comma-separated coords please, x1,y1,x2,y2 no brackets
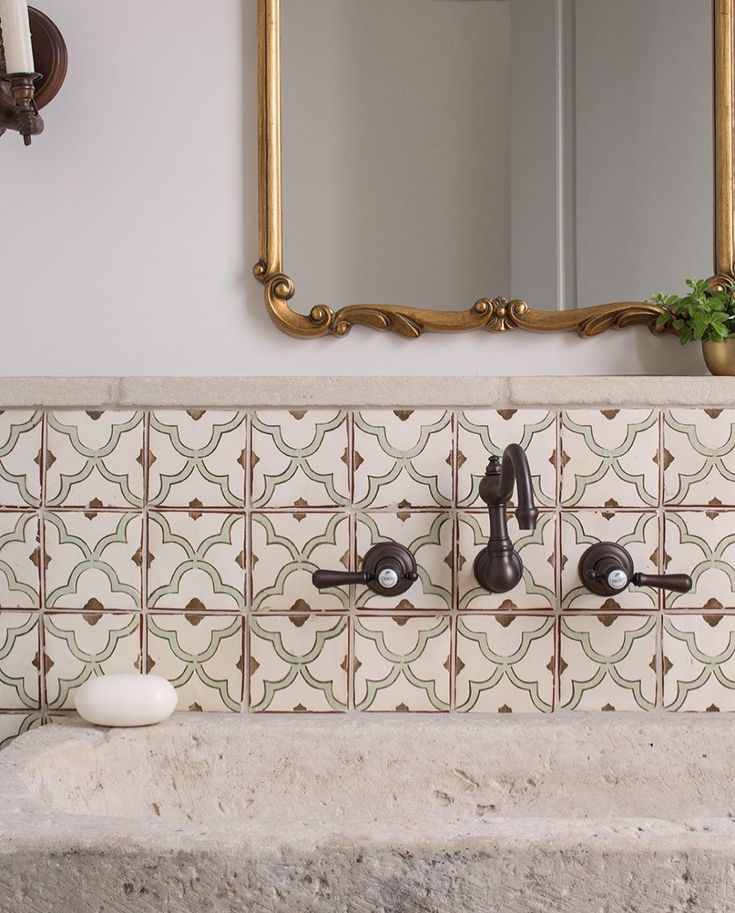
650,278,735,345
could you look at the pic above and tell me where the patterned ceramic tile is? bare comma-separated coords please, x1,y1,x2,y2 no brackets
560,410,659,508
250,512,349,612
249,615,348,712
44,612,142,709
44,511,142,610
0,410,42,507
456,410,557,508
455,615,555,712
0,512,40,608
0,612,40,709
148,410,246,508
664,511,735,610
561,511,659,610
147,511,245,611
147,614,243,711
45,411,144,508
663,614,735,711
354,616,451,711
251,410,349,508
0,711,45,750
664,410,735,506
457,511,556,611
352,410,453,508
356,512,453,610
560,615,657,711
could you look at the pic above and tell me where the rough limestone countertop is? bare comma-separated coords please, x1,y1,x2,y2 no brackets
1,713,734,912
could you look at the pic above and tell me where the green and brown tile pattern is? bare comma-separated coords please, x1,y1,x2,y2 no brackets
1,406,735,744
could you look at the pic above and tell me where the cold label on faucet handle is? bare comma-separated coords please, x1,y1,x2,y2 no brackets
378,567,400,590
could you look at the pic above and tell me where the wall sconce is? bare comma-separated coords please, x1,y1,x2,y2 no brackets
0,1,67,145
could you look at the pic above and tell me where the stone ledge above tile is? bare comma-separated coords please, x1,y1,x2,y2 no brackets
0,376,733,408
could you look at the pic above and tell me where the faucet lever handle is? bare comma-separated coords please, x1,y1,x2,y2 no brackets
311,569,369,589
312,542,418,598
579,543,693,597
632,572,693,594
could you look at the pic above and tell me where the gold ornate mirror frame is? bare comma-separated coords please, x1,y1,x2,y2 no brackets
254,0,735,339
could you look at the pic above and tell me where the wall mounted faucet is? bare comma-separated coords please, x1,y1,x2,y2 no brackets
474,444,539,594
579,543,692,597
312,542,418,598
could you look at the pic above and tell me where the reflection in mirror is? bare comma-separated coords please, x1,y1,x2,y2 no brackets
281,0,713,314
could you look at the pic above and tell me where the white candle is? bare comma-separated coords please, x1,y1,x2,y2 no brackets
0,0,34,74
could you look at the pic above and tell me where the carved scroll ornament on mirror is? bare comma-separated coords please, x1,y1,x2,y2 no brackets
254,0,735,340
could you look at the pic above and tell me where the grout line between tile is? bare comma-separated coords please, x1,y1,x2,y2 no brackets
38,410,48,713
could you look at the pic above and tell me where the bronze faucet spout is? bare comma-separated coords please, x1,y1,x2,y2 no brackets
474,444,538,594
480,444,539,530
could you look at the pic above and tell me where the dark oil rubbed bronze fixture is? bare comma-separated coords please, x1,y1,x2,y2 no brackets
473,445,539,595
579,543,692,598
312,542,419,598
0,5,67,145
254,0,735,341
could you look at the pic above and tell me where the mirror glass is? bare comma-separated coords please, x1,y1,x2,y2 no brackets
282,0,713,312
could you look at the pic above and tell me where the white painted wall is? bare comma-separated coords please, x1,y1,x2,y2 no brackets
0,0,706,375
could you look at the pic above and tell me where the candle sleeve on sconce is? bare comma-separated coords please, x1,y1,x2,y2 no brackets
0,0,35,74
0,3,66,146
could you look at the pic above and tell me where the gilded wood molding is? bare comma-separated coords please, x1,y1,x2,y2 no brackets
254,0,734,340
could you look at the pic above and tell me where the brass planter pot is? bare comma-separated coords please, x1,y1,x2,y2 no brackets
702,338,735,375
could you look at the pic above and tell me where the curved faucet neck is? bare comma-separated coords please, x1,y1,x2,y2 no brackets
479,444,539,530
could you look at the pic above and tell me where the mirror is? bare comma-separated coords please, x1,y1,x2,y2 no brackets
255,0,733,338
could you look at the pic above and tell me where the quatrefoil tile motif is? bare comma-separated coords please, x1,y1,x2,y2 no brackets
250,511,350,613
251,410,349,508
0,612,40,710
455,615,555,713
46,411,144,508
0,410,43,508
147,614,243,712
664,409,735,506
43,612,142,710
147,511,246,611
249,615,348,712
352,410,453,508
354,615,451,712
44,511,143,610
663,614,735,711
148,410,246,508
560,410,659,508
0,513,40,609
663,511,735,610
560,615,657,712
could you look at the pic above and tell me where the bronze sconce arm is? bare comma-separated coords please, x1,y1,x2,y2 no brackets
0,71,43,143
0,7,67,145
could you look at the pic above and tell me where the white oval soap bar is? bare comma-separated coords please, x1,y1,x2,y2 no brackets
74,674,177,727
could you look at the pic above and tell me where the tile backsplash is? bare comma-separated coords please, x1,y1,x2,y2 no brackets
1,405,735,745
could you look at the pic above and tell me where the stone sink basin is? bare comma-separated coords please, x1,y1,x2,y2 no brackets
1,714,735,912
